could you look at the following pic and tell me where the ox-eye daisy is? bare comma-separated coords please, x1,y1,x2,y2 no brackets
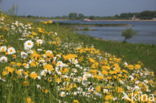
0,56,8,63
0,46,7,52
24,40,34,50
7,47,16,55
36,39,43,45
21,51,28,59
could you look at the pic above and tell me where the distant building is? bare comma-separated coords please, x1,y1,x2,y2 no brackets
83,18,92,22
131,15,139,21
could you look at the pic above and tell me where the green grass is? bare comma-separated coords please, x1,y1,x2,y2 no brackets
17,16,155,72
39,23,156,72
77,35,156,72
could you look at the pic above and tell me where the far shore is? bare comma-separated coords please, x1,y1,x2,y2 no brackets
91,19,156,22
37,18,156,22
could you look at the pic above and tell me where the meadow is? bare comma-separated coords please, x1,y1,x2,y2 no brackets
0,12,156,103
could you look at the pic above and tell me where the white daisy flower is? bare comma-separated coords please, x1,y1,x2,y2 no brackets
36,39,43,45
37,49,42,51
0,56,8,63
36,84,41,89
23,63,29,69
56,61,68,68
54,32,58,35
0,46,7,52
40,70,47,76
103,89,109,93
45,50,53,54
24,40,34,50
21,51,28,59
59,91,66,97
7,47,16,55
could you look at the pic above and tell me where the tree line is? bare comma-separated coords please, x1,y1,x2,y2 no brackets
54,11,156,20
115,11,156,19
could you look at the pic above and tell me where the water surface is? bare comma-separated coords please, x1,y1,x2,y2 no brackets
57,20,156,44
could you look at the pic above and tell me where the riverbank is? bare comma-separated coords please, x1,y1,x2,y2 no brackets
90,19,156,21
16,16,156,72
75,34,156,72
56,22,130,27
36,22,156,72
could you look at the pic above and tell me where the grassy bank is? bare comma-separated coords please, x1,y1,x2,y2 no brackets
0,13,156,103
41,23,156,72
77,35,156,72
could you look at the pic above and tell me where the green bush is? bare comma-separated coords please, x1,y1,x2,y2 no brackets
122,28,137,42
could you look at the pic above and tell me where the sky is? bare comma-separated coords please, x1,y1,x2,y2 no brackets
0,0,156,17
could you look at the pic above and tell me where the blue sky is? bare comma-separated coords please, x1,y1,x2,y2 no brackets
0,0,156,16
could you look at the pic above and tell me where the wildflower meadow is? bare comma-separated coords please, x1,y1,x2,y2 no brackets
0,12,156,103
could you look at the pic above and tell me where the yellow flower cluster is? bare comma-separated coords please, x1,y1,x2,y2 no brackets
63,54,77,60
41,20,53,24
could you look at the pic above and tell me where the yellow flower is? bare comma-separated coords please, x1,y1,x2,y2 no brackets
134,64,141,69
42,89,49,94
116,87,124,93
89,69,98,75
10,62,16,65
114,58,121,63
94,75,103,80
25,97,34,103
22,63,27,66
43,64,54,71
91,62,99,68
127,65,134,70
104,94,113,101
47,20,53,24
30,72,38,79
73,100,79,103
55,77,62,83
31,52,41,60
95,85,102,92
15,69,23,75
102,70,108,75
102,65,110,70
23,71,29,76
89,58,96,63
30,61,38,67
2,71,8,76
22,81,29,86
63,54,77,60
16,62,22,67
61,68,69,74
5,66,15,73
31,32,37,36
37,27,45,33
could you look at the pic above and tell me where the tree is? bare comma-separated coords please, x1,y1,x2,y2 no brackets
89,16,95,20
68,13,78,20
122,28,137,42
68,12,85,20
137,11,156,19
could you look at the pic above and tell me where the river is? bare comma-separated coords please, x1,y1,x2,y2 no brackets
56,20,156,45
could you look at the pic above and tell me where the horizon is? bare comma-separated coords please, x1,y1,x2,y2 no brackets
0,0,156,17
